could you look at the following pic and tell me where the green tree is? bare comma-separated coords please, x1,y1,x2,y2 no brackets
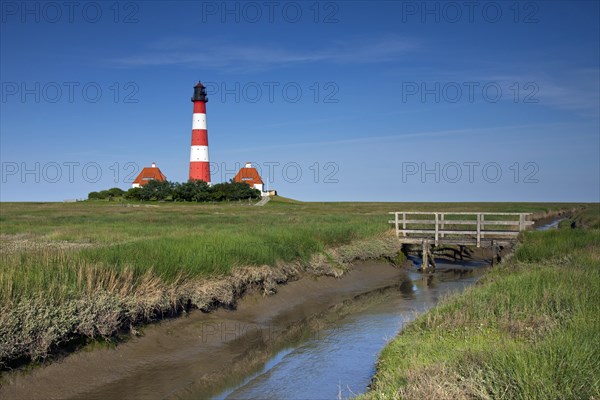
124,187,142,200
89,180,260,203
139,180,173,201
107,187,125,197
173,180,210,202
209,181,260,201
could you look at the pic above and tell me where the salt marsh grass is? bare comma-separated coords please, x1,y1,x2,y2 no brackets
0,199,583,367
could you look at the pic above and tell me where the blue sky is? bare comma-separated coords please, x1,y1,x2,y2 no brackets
1,0,599,202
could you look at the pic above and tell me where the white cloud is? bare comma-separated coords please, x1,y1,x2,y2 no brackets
107,35,417,71
483,69,600,116
225,122,561,153
535,69,600,116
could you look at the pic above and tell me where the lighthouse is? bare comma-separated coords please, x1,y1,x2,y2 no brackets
189,81,211,183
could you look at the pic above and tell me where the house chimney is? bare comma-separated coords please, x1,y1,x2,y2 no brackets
152,162,156,168
245,162,252,168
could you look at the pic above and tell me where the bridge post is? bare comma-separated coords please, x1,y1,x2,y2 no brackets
491,241,500,266
434,213,439,246
402,212,406,237
440,213,445,238
394,212,399,236
422,239,428,272
519,214,525,231
481,214,485,241
476,213,481,247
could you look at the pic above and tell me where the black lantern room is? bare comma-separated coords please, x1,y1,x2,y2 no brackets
191,81,208,102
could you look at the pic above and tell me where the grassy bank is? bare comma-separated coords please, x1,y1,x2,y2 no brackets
363,205,600,399
0,200,584,367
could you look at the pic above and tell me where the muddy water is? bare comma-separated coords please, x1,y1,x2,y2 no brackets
213,266,483,400
0,260,486,400
536,218,567,231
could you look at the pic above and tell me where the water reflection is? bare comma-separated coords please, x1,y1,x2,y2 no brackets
398,279,415,298
212,266,485,400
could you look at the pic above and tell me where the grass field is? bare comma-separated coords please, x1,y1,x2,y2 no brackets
0,199,586,367
362,205,600,399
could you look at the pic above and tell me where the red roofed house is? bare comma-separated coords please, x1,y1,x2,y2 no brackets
132,162,167,188
233,162,269,196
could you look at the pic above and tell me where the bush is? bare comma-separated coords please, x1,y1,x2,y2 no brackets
139,180,173,201
172,180,211,202
124,187,142,200
87,191,102,200
107,187,125,198
89,180,261,203
88,188,127,201
210,181,261,201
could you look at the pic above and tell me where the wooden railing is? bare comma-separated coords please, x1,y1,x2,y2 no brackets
388,212,534,247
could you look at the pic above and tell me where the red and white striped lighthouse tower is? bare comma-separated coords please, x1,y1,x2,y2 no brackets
189,81,211,183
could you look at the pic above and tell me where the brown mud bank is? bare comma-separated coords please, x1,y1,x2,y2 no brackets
0,261,409,400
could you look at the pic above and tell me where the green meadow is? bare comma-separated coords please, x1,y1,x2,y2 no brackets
0,199,585,367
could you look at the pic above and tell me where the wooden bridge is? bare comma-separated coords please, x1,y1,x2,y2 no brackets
388,212,534,271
